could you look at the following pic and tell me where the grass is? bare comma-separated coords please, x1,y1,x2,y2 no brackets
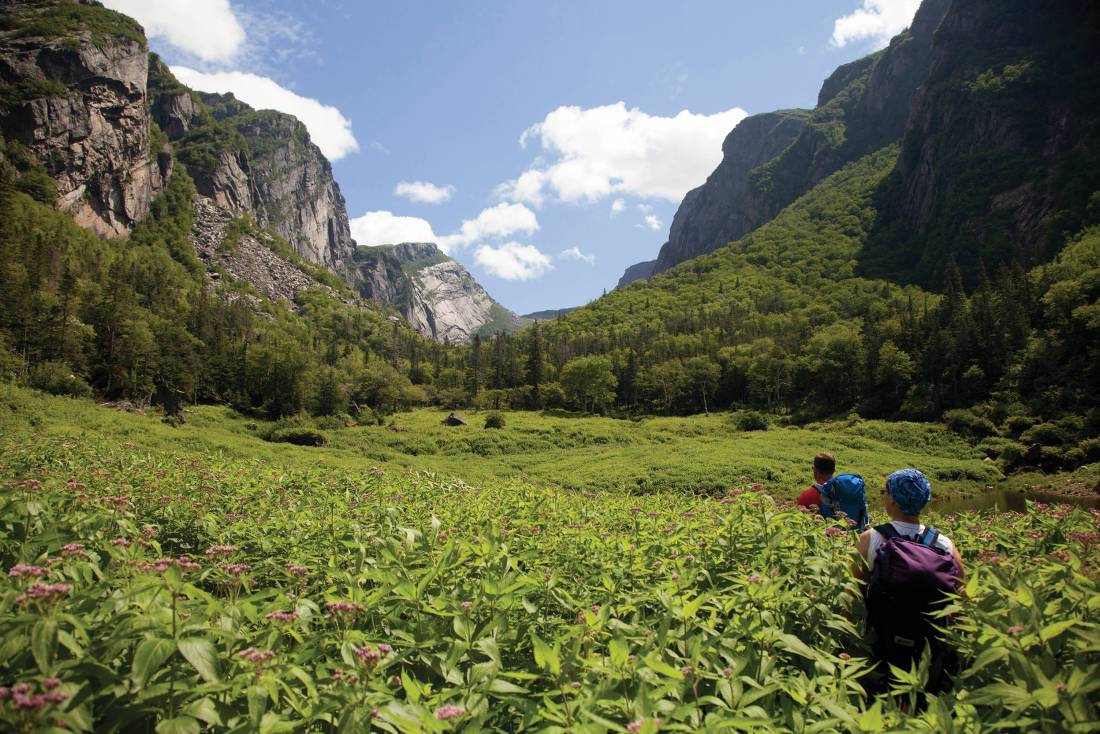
0,385,1002,500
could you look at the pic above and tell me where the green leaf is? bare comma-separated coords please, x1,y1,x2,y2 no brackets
31,619,58,674
156,716,200,734
777,633,815,660
1040,620,1076,642
178,637,221,683
133,637,175,688
609,637,629,668
531,633,560,675
183,698,222,727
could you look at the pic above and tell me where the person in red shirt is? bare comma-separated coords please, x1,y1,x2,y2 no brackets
797,451,835,513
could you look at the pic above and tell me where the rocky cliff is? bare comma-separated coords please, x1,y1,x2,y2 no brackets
617,0,951,285
615,259,657,289
354,243,528,343
859,0,1100,286
147,60,355,270
0,0,169,237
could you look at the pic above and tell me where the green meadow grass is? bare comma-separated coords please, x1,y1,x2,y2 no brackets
0,385,1000,500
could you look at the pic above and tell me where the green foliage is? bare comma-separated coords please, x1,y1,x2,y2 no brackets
27,360,91,398
0,0,146,46
733,410,770,432
0,398,1095,731
483,411,505,429
944,409,997,438
559,356,617,413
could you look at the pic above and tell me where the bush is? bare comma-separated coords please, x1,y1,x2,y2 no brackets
1000,414,1036,438
1077,438,1100,463
484,411,505,429
314,414,354,430
733,410,769,432
27,362,92,398
266,427,326,447
943,408,996,438
1020,422,1070,447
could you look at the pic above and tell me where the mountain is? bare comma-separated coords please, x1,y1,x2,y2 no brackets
522,307,577,321
353,242,529,343
615,259,657,289
0,0,169,237
147,57,355,270
616,0,951,286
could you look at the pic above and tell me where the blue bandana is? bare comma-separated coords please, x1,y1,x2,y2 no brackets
886,469,932,515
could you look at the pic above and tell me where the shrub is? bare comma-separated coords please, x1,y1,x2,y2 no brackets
27,362,92,398
943,408,996,438
1020,422,1070,447
484,411,505,429
1000,414,1036,438
266,427,326,446
733,410,769,431
1079,438,1100,463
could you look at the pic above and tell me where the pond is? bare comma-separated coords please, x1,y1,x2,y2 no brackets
931,486,1100,514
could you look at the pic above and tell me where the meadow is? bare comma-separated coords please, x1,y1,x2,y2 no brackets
1,386,1098,732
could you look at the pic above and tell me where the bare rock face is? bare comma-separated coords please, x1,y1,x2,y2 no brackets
354,243,527,343
235,111,355,269
0,2,168,237
615,259,657,289
189,197,345,311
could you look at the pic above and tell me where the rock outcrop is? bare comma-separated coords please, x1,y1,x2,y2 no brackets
146,60,356,271
354,243,528,343
616,0,951,286
615,259,658,289
0,0,169,237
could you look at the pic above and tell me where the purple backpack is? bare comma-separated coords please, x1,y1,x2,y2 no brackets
866,524,961,673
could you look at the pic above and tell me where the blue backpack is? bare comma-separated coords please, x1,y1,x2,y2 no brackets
818,473,868,530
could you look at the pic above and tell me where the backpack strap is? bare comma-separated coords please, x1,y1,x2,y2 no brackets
918,526,940,547
874,523,899,540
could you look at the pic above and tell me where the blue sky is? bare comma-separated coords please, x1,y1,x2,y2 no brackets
104,0,921,314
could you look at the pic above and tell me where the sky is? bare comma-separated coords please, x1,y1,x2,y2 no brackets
103,0,923,315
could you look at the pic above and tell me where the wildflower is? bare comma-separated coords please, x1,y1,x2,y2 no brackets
390,675,402,687
628,718,661,732
65,481,87,489
266,610,300,623
110,538,131,547
583,492,595,498
378,643,392,653
238,647,275,663
43,678,61,690
722,667,733,678
739,475,750,483
680,665,693,676
225,563,251,576
205,545,239,556
285,564,308,576
15,582,72,605
176,556,200,571
1007,625,1024,635
461,601,473,610
353,645,383,663
746,574,762,583
825,526,845,536
434,704,466,720
839,652,851,661
8,564,46,578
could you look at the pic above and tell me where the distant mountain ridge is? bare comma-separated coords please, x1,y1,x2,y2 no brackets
353,242,529,343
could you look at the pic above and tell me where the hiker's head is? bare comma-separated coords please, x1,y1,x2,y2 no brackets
884,468,932,516
812,452,835,484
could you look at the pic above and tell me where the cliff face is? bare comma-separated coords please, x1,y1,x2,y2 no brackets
615,259,657,289
0,0,169,237
146,62,356,270
859,0,1100,286
618,0,950,285
354,243,528,343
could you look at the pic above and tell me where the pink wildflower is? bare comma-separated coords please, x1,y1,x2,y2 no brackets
238,647,275,663
825,526,845,536
285,564,308,576
110,538,131,547
8,564,46,578
15,582,71,604
205,545,238,556
434,704,466,720
1007,626,1024,635
461,601,473,610
266,611,300,623
43,678,61,690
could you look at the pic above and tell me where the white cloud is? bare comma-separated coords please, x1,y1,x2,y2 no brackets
475,242,553,281
610,198,625,216
496,102,747,206
170,66,359,160
640,215,664,232
637,203,652,213
394,181,454,204
350,211,438,247
559,246,595,264
438,202,539,252
831,0,922,49
102,0,245,62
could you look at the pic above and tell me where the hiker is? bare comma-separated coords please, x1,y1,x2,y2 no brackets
853,468,965,696
798,452,869,530
796,451,834,511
